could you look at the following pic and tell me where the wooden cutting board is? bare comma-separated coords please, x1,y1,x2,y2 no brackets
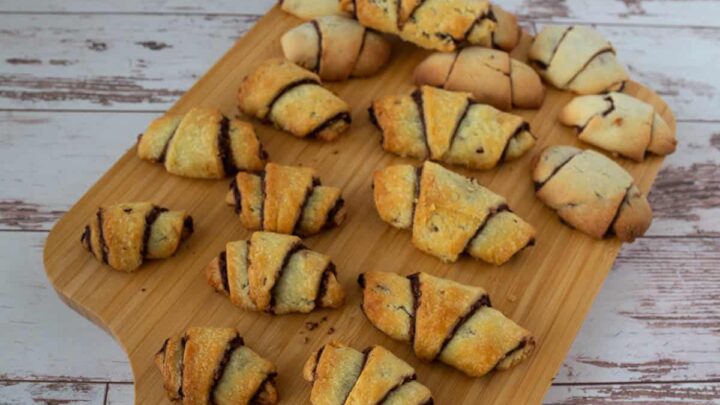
43,6,675,405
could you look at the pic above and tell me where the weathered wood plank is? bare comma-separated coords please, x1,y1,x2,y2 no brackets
1,0,718,28
0,232,131,382
106,383,133,405
1,112,717,235
545,382,720,405
0,15,717,120
0,381,107,405
2,232,717,384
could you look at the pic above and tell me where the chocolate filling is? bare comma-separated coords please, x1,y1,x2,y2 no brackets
493,338,528,370
446,99,472,153
293,177,320,235
543,26,574,72
324,197,345,230
306,111,352,139
156,338,169,356
435,294,491,360
533,152,581,191
218,251,230,293
80,225,91,251
141,206,168,258
158,122,182,163
230,177,242,214
217,116,238,177
259,171,267,230
311,20,323,73
178,335,187,399
376,374,417,404
411,89,430,158
265,78,320,123
500,122,531,162
249,372,277,404
314,262,336,309
183,216,194,235
601,95,616,117
96,208,109,264
464,204,509,253
267,242,304,313
209,334,244,404
311,346,326,382
565,48,615,88
603,185,632,238
407,273,422,349
410,166,423,229
368,106,385,147
420,400,435,405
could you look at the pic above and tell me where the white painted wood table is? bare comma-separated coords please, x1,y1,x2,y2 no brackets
0,1,718,404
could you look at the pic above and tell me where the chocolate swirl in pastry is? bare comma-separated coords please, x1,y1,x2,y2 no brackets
303,341,433,405
340,0,520,52
206,231,345,315
282,16,392,82
560,92,676,161
280,0,350,20
414,48,545,111
155,327,278,405
528,26,629,95
80,202,193,272
358,271,535,377
238,58,351,141
137,107,266,179
373,161,535,264
369,86,536,170
225,162,346,236
533,146,652,241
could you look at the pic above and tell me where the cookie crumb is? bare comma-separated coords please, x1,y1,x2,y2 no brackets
303,336,310,344
321,316,327,322
327,327,336,335
305,321,319,331
141,288,146,292
507,294,517,303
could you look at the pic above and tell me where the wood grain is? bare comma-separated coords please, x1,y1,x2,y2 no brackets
41,6,677,405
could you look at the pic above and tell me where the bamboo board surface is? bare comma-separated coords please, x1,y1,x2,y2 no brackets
43,5,675,405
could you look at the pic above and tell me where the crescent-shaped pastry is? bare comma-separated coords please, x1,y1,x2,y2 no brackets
225,162,346,236
137,107,266,179
533,146,652,241
414,47,545,111
206,231,345,315
303,341,433,405
369,86,536,170
358,271,535,377
155,327,278,404
281,16,392,81
238,58,351,141
80,202,193,272
528,25,629,94
559,92,676,161
373,161,535,264
280,0,350,20
340,0,520,52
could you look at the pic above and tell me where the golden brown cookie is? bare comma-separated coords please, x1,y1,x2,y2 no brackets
303,341,433,404
358,271,534,377
373,161,535,264
282,16,392,81
137,107,266,179
80,202,193,272
155,327,278,405
370,86,536,170
414,47,545,111
559,92,676,161
206,231,344,315
280,0,350,20
533,146,652,241
340,0,519,52
225,162,346,236
528,26,629,94
238,58,351,141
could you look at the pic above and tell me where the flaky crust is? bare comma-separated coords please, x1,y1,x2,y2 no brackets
137,107,266,179
206,231,344,315
80,202,192,272
282,16,391,81
560,92,677,161
370,86,536,170
280,0,350,20
303,341,433,405
372,161,535,264
414,48,545,110
529,26,629,94
359,271,535,377
225,163,346,236
341,0,519,52
155,327,277,405
237,58,350,141
533,146,652,241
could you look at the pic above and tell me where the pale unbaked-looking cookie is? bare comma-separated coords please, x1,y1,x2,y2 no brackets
533,146,652,241
559,92,676,161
